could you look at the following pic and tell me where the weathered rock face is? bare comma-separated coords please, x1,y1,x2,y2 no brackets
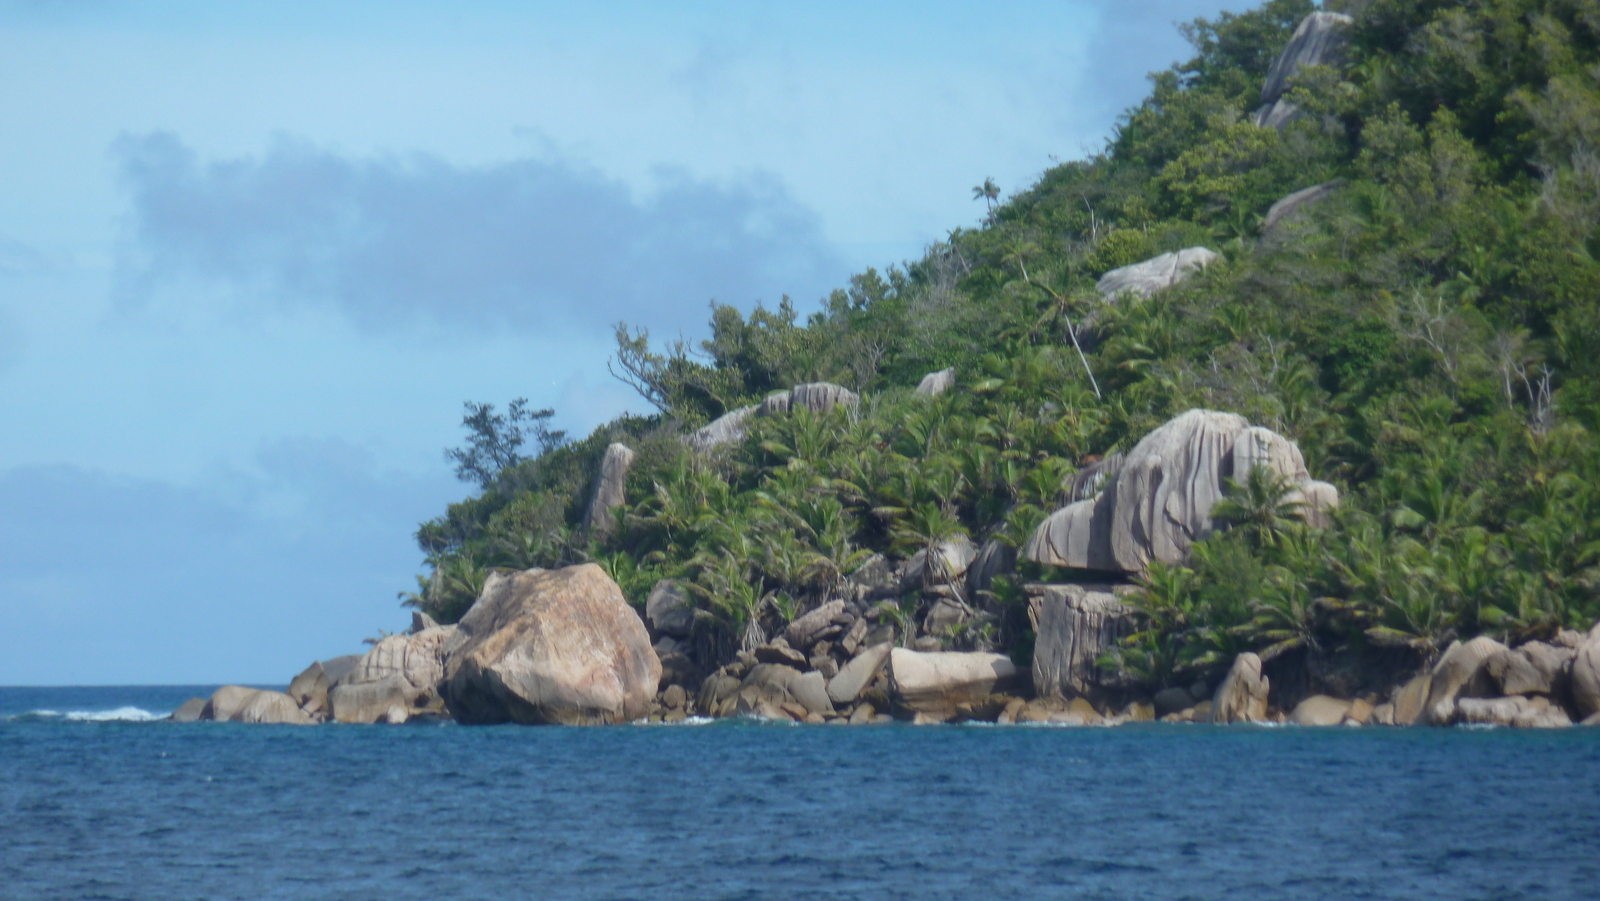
1457,695,1572,728
581,442,636,539
1023,410,1340,573
965,539,1014,598
1572,635,1600,719
201,685,263,722
1028,584,1132,699
237,690,313,725
329,674,414,724
1211,652,1270,724
916,368,955,397
1290,694,1352,726
170,697,208,722
287,661,331,714
828,642,893,706
901,535,978,590
1423,636,1507,725
1391,672,1431,725
1488,643,1568,697
1095,247,1219,300
319,654,363,686
888,648,1018,715
785,600,847,652
789,671,835,717
441,564,661,725
1252,12,1355,130
345,627,455,700
1260,180,1344,243
645,580,695,638
686,383,860,452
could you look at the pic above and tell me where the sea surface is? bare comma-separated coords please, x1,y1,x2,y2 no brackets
2,686,1597,901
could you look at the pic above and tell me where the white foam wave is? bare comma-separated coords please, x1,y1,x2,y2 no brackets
16,706,167,722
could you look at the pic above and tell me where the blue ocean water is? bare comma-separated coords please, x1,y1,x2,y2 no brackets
2,686,1596,901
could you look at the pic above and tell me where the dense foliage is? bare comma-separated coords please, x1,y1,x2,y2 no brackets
406,0,1600,691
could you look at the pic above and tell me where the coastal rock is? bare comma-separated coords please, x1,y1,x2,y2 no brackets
789,671,835,717
1457,695,1572,729
1343,698,1374,725
1488,644,1563,697
784,600,846,651
752,640,809,670
645,580,695,638
698,673,742,714
1211,652,1270,724
410,610,440,633
1024,410,1339,573
1291,695,1353,726
734,664,802,716
441,564,661,725
1153,687,1195,718
965,539,1014,597
902,535,978,590
201,685,263,722
916,368,955,397
170,697,207,722
287,662,330,713
1028,584,1132,698
1260,180,1344,243
1252,12,1354,130
581,443,636,539
1572,635,1600,718
1391,672,1431,726
827,642,893,706
329,674,413,724
344,626,455,700
318,654,363,686
1095,247,1218,300
1423,636,1506,726
237,690,313,725
888,648,1019,715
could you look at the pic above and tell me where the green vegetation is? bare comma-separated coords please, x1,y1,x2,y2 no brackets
406,0,1600,692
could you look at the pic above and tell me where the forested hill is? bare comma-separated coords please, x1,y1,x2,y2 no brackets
404,0,1600,695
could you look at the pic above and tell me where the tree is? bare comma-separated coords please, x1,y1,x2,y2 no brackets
445,398,566,490
972,177,1001,221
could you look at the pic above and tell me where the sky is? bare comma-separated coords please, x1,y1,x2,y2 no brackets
0,0,1243,685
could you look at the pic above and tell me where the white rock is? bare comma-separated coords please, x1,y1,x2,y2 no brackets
1095,247,1218,300
888,648,1018,714
581,443,636,538
916,368,955,396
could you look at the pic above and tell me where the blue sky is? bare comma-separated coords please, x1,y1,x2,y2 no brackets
0,0,1240,685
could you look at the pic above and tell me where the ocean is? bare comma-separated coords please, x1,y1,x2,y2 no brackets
2,686,1596,900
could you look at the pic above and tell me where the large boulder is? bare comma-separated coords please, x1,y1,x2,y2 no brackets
1290,694,1352,726
645,580,695,638
1260,180,1344,243
1095,247,1218,300
1391,672,1431,726
965,539,1014,597
784,600,847,652
1028,584,1132,698
237,690,313,725
286,662,331,714
1423,637,1506,726
200,685,263,722
1573,634,1600,719
901,535,979,590
169,697,207,722
888,648,1019,715
340,625,456,708
686,405,759,452
581,442,636,539
827,641,893,706
1023,410,1339,573
329,674,413,724
1211,652,1270,724
685,383,859,452
1457,695,1572,729
916,368,955,397
440,564,661,725
318,654,363,686
1252,12,1355,130
1488,643,1569,697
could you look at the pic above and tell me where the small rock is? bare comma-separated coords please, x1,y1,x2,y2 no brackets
779,701,810,721
1371,702,1396,726
169,697,207,722
998,697,1027,725
811,656,839,679
911,636,943,652
849,703,876,725
785,600,847,651
663,684,686,710
1343,698,1374,726
753,641,809,670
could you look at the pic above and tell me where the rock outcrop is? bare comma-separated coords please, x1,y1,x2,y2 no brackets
1423,636,1506,725
1023,410,1339,573
1290,694,1352,726
1573,634,1600,719
965,539,1014,598
440,564,661,725
1253,12,1354,130
1260,180,1344,243
827,642,893,706
901,535,978,590
287,661,332,715
1211,652,1270,724
916,368,955,396
686,382,860,452
888,648,1019,715
581,442,636,539
1095,247,1219,300
329,674,414,724
1457,695,1572,728
1028,584,1132,699
645,580,695,638
170,697,207,722
237,690,313,725
200,685,263,722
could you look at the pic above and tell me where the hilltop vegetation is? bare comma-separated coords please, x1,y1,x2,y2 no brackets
404,0,1600,695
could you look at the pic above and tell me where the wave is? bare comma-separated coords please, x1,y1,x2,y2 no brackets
5,706,166,723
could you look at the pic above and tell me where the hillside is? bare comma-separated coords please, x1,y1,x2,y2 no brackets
403,0,1600,705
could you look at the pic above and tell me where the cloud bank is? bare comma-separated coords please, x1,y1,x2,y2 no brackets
114,132,844,333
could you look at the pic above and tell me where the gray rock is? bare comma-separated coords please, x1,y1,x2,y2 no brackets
169,697,207,722
1153,687,1195,718
441,564,661,725
1211,652,1270,724
581,442,636,539
200,685,263,722
409,610,440,634
923,597,970,637
888,648,1019,715
753,641,810,669
1488,645,1561,697
685,405,759,452
1291,695,1352,726
1028,583,1131,698
1095,247,1218,300
330,674,413,724
827,642,893,706
902,535,978,590
916,368,955,397
1457,695,1572,728
1260,180,1344,242
662,684,686,710
342,626,455,700
697,673,741,714
965,539,1014,598
789,671,835,716
1391,672,1431,726
788,382,859,413
911,636,943,652
1252,12,1354,129
1424,637,1507,725
646,580,695,638
318,654,363,686
847,554,899,601
862,623,896,648
237,690,313,725
839,617,870,656
1572,634,1600,719
286,661,330,713
784,600,847,651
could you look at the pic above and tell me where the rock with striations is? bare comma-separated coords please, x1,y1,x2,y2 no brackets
1290,694,1352,726
1028,583,1132,699
827,642,893,706
440,564,661,725
1023,410,1340,573
1211,652,1271,724
1572,633,1600,719
789,671,835,717
686,405,760,453
1095,247,1219,300
901,535,979,590
788,382,860,414
645,580,695,638
1390,672,1432,726
287,661,331,714
686,382,859,452
1252,12,1355,130
329,674,414,724
888,648,1019,715
916,368,955,397
341,626,456,703
169,697,208,722
237,690,313,725
1457,695,1572,728
581,443,636,539
784,600,847,651
1260,180,1345,243
201,685,263,722
1423,636,1506,726
965,539,1014,597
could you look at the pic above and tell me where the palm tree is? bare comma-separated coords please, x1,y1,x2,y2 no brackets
1212,464,1305,548
972,177,1000,222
